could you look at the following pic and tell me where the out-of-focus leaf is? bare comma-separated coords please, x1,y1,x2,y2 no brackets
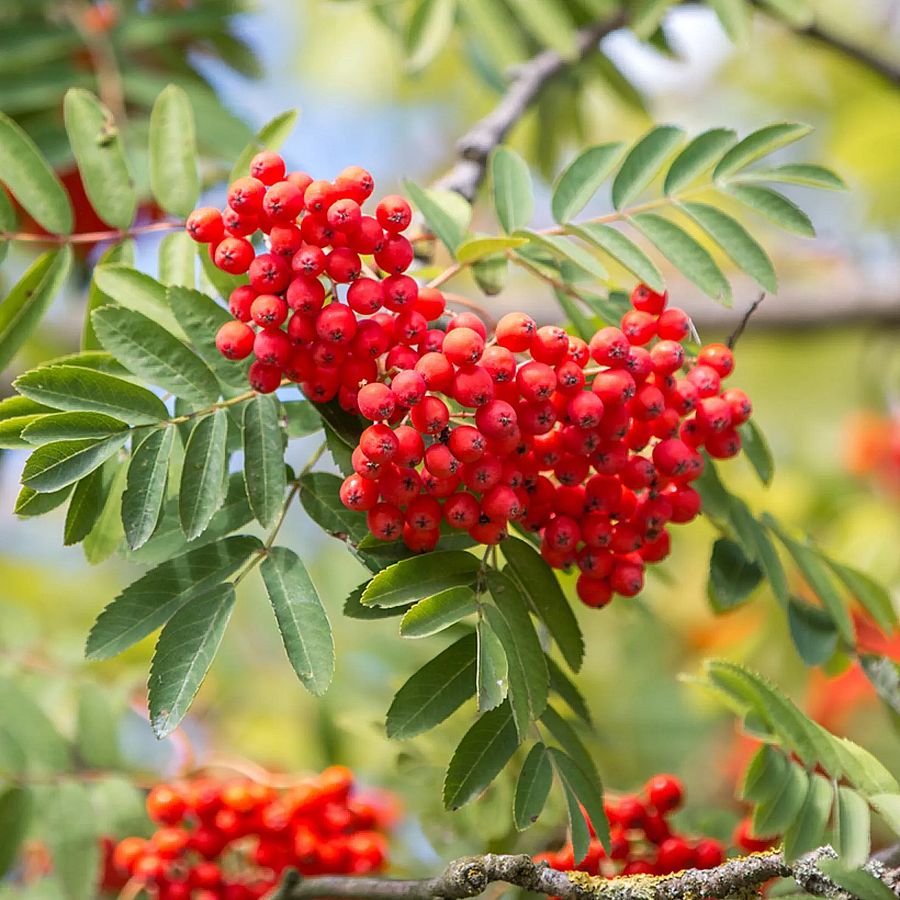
149,84,199,216
551,143,625,223
491,147,534,233
612,125,684,209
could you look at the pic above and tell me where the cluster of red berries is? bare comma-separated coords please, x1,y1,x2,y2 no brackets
101,767,392,899
186,154,439,397
536,774,725,877
185,158,753,608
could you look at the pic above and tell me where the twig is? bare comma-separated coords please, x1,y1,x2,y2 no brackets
271,847,900,900
432,14,626,202
0,221,183,245
727,292,766,349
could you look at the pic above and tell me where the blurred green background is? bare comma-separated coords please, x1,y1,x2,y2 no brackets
1,0,899,876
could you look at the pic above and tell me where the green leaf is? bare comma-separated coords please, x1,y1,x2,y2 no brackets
725,184,815,236
0,675,71,773
92,265,185,338
783,773,833,860
443,701,519,810
179,409,228,540
362,551,480,608
283,400,322,437
870,793,900,835
708,0,751,39
472,254,508,295
833,786,871,867
299,472,368,544
477,617,509,712
260,547,334,696
504,0,576,57
740,745,789,803
149,84,199,217
0,109,72,233
456,236,528,263
485,569,549,734
21,433,127,492
631,213,732,303
541,705,598,787
707,537,763,611
714,123,813,179
553,287,595,341
736,163,846,191
158,231,196,288
92,306,219,406
516,230,608,281
788,598,839,666
548,747,610,856
612,125,684,210
817,860,896,900
824,559,897,634
491,147,534,233
764,518,854,644
664,128,737,195
45,782,99,900
64,467,106,546
405,0,456,71
567,223,664,292
546,657,592,725
15,364,169,425
403,180,468,253
551,143,625,223
85,535,260,659
128,472,253,566
82,461,127,564
739,420,775,484
14,485,71,518
83,241,134,351
149,583,236,737
386,633,477,739
514,742,553,830
229,109,298,183
122,425,175,550
0,247,73,370
751,759,808,837
631,0,677,38
167,286,248,393
21,411,127,445
63,88,135,230
75,682,121,769
400,586,479,638
0,786,32,877
501,537,583,672
242,395,287,528
680,201,777,292
832,737,898,795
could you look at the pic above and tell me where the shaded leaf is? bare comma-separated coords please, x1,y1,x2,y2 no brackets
261,547,334,696
514,742,553,830
707,537,762,611
122,425,175,550
714,123,813,179
0,247,73,370
825,558,897,634
631,213,732,303
405,0,457,71
443,701,519,810
834,785,871,867
549,747,610,856
551,143,625,223
567,223,664,291
45,782,99,900
21,411,127,445
725,183,815,236
0,109,72,233
85,535,260,659
15,364,169,425
64,466,105,546
243,394,287,528
477,617,509,712
612,125,684,210
158,231,196,288
0,786,32,877
21,433,128,492
783,773,832,860
63,88,135,229
664,128,736,195
149,583,236,737
404,180,468,252
400,586,479,638
362,551,480,608
386,633,477,739
149,84,199,216
491,147,534,233
179,409,228,540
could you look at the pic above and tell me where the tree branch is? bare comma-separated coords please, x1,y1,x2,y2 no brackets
432,14,626,202
272,848,900,900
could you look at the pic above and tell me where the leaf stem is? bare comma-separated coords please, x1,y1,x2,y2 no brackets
0,221,184,245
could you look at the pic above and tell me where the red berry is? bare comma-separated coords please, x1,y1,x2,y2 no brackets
227,176,265,213
410,396,449,434
250,294,288,327
214,237,254,274
335,166,375,203
146,786,186,825
375,234,414,273
646,773,683,813
248,361,282,393
340,474,379,511
367,503,403,541
697,342,734,378
376,195,412,233
496,312,537,352
326,247,362,283
186,207,224,243
216,321,255,360
358,382,396,421
657,307,691,341
254,328,292,368
631,283,668,314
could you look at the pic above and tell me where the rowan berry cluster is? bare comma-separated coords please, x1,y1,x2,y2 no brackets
101,767,392,899
535,774,725,877
186,157,753,608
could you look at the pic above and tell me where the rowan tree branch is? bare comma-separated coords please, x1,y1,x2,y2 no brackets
272,847,900,900
432,14,626,202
